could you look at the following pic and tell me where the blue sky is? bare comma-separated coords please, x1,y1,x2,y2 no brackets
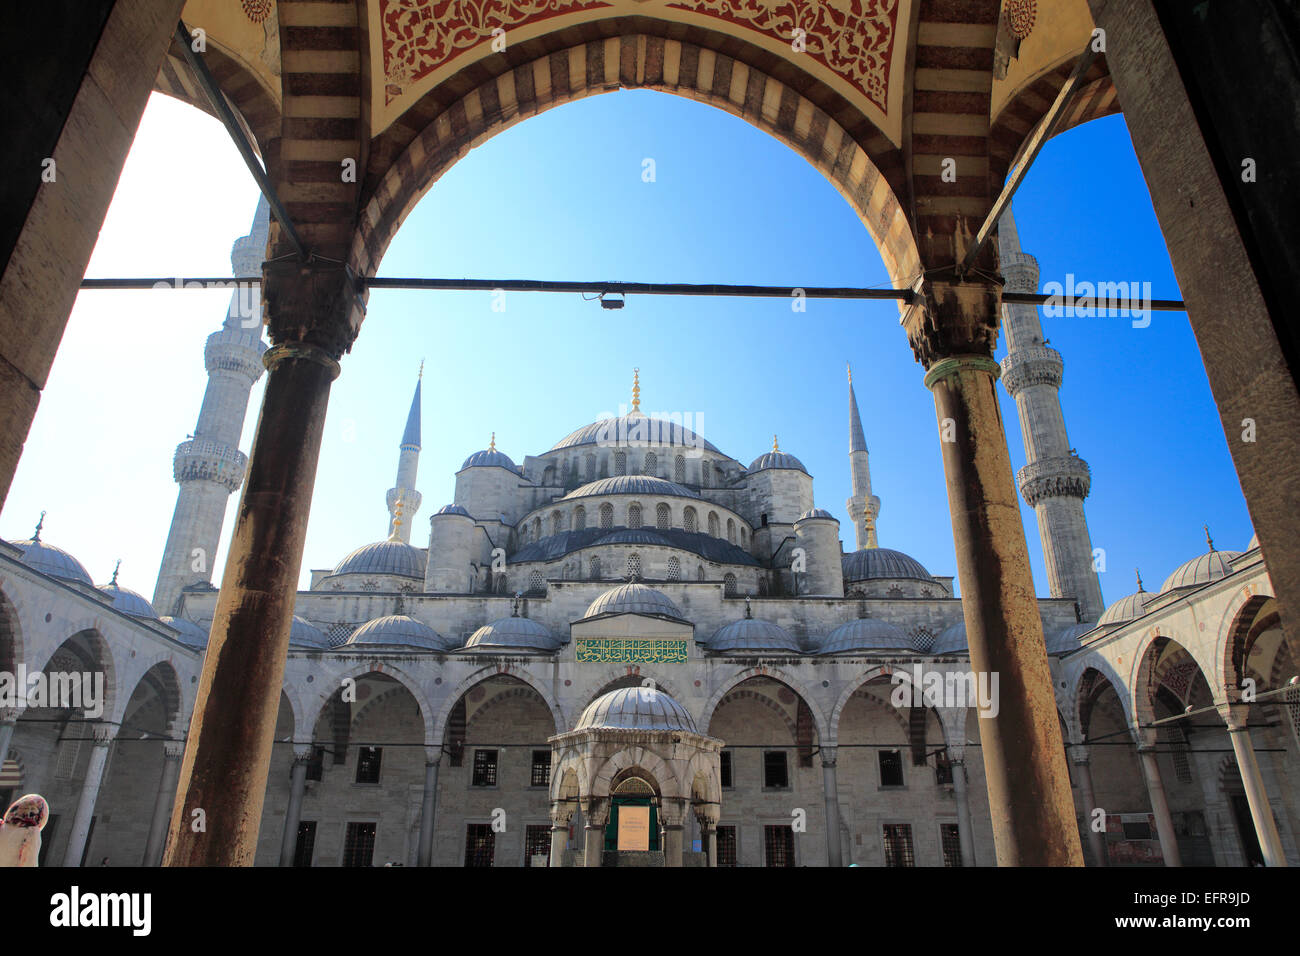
1,90,1253,606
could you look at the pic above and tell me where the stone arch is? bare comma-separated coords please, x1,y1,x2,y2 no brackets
463,682,554,733
0,582,24,674
686,750,722,806
592,747,680,799
27,625,121,726
433,665,565,743
1130,633,1220,735
1218,584,1276,697
829,664,922,740
714,686,799,740
549,753,586,806
701,666,828,742
119,658,184,737
310,661,436,746
351,34,919,290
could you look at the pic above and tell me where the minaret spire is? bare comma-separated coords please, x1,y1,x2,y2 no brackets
845,364,880,549
386,368,424,543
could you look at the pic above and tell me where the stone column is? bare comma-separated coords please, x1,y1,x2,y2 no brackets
949,753,977,867
165,263,360,867
0,711,17,767
904,277,1083,866
62,723,116,867
582,798,607,868
1220,704,1287,867
1138,746,1182,867
278,745,314,867
661,799,685,867
143,741,184,866
1071,749,1107,867
417,753,441,867
820,746,843,868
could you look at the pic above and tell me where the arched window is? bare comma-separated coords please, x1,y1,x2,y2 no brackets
674,455,685,483
589,555,602,580
683,506,697,533
573,505,586,530
627,553,642,580
741,527,748,546
708,512,720,538
528,570,545,595
697,565,705,581
644,451,657,475
667,556,681,581
533,517,542,540
628,503,642,529
723,573,738,597
614,451,627,475
585,453,596,481
727,518,736,544
551,510,563,536
700,460,711,488
600,503,613,530
656,503,671,530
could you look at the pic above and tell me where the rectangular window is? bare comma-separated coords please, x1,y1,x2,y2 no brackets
1122,820,1153,841
940,823,962,867
764,825,795,867
524,825,551,867
305,746,325,782
465,824,495,867
882,824,915,867
530,750,551,788
879,749,904,787
716,826,738,867
720,750,733,789
472,749,499,787
343,822,376,867
294,821,317,867
355,746,382,784
762,751,789,789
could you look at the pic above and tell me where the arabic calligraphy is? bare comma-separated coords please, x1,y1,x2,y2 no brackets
576,639,689,664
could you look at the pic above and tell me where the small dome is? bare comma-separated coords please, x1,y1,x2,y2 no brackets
1046,621,1095,655
460,448,520,472
464,615,561,651
550,414,721,454
707,618,801,653
10,535,93,586
1160,549,1242,593
842,548,934,582
1098,590,1158,626
98,580,158,619
748,450,807,474
347,614,453,651
333,540,426,579
584,583,684,621
930,621,968,654
575,687,697,732
289,616,329,649
435,504,471,517
160,616,209,649
563,476,699,500
816,618,912,654
797,508,836,522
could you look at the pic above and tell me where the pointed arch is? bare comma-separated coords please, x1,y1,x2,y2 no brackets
700,665,827,742
433,664,565,742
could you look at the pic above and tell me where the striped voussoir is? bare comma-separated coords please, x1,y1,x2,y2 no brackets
910,0,1001,272
350,33,920,290
274,0,365,261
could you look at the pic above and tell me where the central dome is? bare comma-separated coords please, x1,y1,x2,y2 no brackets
550,413,721,454
584,583,685,621
575,687,697,732
563,475,699,500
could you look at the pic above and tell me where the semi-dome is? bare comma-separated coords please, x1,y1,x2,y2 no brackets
842,548,934,582
10,522,93,586
563,475,699,500
289,616,330,649
464,615,561,651
98,580,158,619
1160,549,1242,593
584,583,684,621
797,508,836,522
333,539,426,579
460,448,520,473
346,614,452,651
434,504,471,517
707,617,802,653
748,450,807,474
816,618,911,654
1098,589,1158,626
1046,621,1096,655
550,413,721,454
930,621,968,654
160,616,209,649
574,686,697,732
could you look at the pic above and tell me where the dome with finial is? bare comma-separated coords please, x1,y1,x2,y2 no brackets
347,614,454,651
9,512,94,586
1160,526,1242,594
1098,569,1160,626
815,617,912,654
461,432,521,472
575,686,697,732
842,548,934,583
748,435,808,474
797,508,836,522
97,560,158,619
435,503,471,517
289,615,330,649
583,583,686,621
464,614,561,651
549,370,722,453
706,598,802,652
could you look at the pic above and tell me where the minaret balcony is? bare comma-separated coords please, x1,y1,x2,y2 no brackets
173,439,247,493
1000,251,1040,294
1017,455,1091,506
1000,345,1063,395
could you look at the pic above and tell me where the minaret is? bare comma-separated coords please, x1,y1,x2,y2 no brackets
153,199,270,616
385,364,423,543
845,364,880,550
998,205,1104,622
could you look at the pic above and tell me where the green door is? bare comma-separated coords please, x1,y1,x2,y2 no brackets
605,796,660,852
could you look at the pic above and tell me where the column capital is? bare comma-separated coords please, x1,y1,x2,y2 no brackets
163,741,186,760
291,743,316,763
261,257,365,362
0,707,21,724
902,274,1003,370
88,722,118,746
424,746,442,766
582,796,609,827
1068,744,1091,766
1217,701,1252,731
819,745,838,768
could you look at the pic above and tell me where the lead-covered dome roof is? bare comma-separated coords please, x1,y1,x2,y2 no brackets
563,476,699,500
842,548,934,582
161,616,209,649
575,687,697,732
98,580,158,619
1098,588,1159,626
460,448,521,472
347,614,454,651
464,615,562,651
797,508,836,522
748,450,807,474
707,617,802,653
1046,621,1096,655
289,616,330,649
1160,549,1242,593
583,583,685,621
550,413,720,454
435,504,471,517
10,528,93,587
510,527,759,568
815,618,912,654
333,540,426,579
930,621,968,654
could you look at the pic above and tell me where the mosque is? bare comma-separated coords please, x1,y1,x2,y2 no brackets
0,202,1295,867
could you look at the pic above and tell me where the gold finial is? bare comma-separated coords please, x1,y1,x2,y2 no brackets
489,431,496,452
631,368,641,413
772,434,780,453
847,362,852,384
110,559,121,587
1204,524,1215,552
32,511,45,542
1135,568,1145,592
418,359,424,381
389,493,405,541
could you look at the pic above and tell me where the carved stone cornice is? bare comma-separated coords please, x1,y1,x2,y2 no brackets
1000,345,1064,395
1018,455,1092,506
903,275,1003,370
